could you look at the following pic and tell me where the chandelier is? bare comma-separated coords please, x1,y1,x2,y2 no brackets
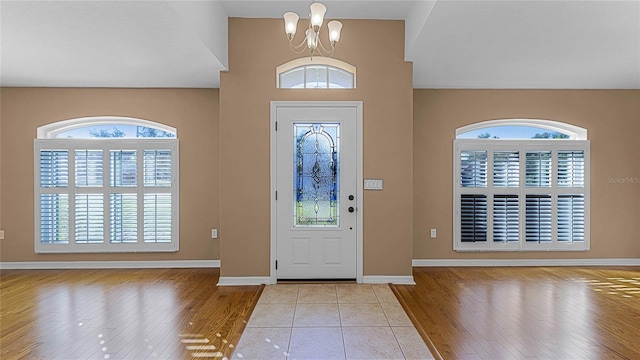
283,2,343,58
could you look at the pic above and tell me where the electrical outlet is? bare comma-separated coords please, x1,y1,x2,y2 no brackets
430,228,437,238
211,229,218,239
0,230,4,240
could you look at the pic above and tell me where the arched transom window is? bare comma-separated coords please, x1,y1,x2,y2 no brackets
453,119,590,252
34,116,179,253
277,57,356,89
456,119,587,140
38,116,176,139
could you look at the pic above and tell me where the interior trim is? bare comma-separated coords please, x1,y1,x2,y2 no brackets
362,275,416,285
217,276,271,286
413,258,640,267
0,260,220,270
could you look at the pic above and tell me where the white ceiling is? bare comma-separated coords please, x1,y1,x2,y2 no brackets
1,0,639,89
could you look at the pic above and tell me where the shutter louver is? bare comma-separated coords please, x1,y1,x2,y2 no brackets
75,150,103,187
460,151,487,187
493,151,519,187
75,194,104,243
144,194,172,243
144,150,172,187
493,195,519,242
460,194,487,242
525,195,552,242
558,151,584,187
40,194,69,244
40,150,68,187
110,194,138,243
110,150,137,187
526,151,552,187
558,195,585,242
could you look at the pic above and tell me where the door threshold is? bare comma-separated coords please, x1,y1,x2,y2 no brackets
276,278,356,284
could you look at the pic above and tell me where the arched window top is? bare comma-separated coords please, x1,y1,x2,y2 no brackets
277,57,356,89
456,119,587,140
37,116,176,139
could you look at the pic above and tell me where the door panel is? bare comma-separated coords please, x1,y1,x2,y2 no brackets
276,106,357,279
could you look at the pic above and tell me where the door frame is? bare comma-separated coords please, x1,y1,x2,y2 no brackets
270,101,363,284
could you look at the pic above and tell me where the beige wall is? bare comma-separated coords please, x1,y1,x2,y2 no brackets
219,18,414,277
413,90,640,260
2,22,637,269
0,90,3,246
0,88,221,262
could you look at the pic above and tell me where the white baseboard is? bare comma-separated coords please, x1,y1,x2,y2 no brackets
0,260,220,270
362,275,416,285
218,276,416,286
412,258,640,267
217,276,271,286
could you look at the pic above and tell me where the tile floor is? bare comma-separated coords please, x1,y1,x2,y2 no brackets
233,283,434,360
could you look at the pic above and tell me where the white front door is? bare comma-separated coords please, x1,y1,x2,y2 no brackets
273,102,360,280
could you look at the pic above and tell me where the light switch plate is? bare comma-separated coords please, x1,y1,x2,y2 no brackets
364,179,383,190
211,229,218,239
0,230,4,240
430,229,437,238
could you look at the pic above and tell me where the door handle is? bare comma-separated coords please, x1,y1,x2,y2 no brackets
348,206,355,213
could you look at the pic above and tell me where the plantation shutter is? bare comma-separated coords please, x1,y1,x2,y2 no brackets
557,195,585,242
39,150,70,244
460,151,487,187
525,195,552,242
454,138,588,251
75,150,103,187
460,195,487,242
75,194,104,243
35,139,178,253
558,151,585,187
143,149,173,243
493,151,519,187
110,150,137,187
40,150,69,188
144,194,172,243
144,150,172,187
40,194,69,244
110,194,138,243
526,151,552,187
493,195,519,242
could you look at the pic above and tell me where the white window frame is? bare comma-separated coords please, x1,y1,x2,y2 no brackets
453,121,590,252
34,118,179,253
456,119,588,140
37,116,176,139
276,57,356,89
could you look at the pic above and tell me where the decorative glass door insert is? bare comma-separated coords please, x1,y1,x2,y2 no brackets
293,123,340,227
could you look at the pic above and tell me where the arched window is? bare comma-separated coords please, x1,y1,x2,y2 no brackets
456,119,587,140
277,57,356,89
453,119,589,252
34,117,179,253
37,116,176,139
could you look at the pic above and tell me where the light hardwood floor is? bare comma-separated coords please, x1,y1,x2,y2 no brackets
393,266,640,360
2,267,639,359
0,268,262,359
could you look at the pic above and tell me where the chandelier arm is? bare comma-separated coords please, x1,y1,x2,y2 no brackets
316,38,336,57
289,39,309,54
